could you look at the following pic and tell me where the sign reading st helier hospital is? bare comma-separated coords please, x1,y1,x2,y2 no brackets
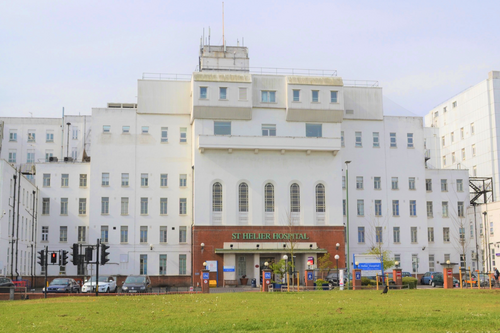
231,233,310,240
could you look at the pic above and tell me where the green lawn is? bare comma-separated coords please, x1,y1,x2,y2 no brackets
1,289,499,332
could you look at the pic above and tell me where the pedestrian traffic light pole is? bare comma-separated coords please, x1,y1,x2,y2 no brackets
95,239,100,297
37,246,48,299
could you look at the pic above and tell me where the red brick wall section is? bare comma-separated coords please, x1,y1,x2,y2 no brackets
193,226,345,284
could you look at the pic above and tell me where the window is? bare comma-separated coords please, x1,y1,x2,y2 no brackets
140,255,147,275
356,176,363,189
121,197,129,215
103,125,110,133
42,226,49,241
45,150,53,162
154,254,166,276
161,127,168,142
61,174,69,187
71,147,77,160
306,124,322,137
472,144,476,157
459,127,464,140
470,224,474,237
142,126,149,134
460,254,466,269
60,226,67,242
429,255,435,271
342,176,345,189
490,222,494,235
459,227,465,240
211,183,223,212
443,227,450,242
289,183,300,213
122,173,129,186
457,179,463,192
78,226,86,242
160,198,168,215
473,165,477,176
471,123,475,135
293,89,300,102
238,87,247,100
160,174,168,187
458,202,464,217
101,226,109,243
102,173,109,186
357,200,364,216
428,227,434,242
330,91,338,103
373,132,379,148
140,226,148,243
407,133,414,148
375,200,382,216
442,136,445,147
158,226,168,244
60,198,68,215
374,177,381,190
141,173,148,187
393,227,400,243
179,254,187,275
79,198,86,215
122,126,130,133
80,174,87,187
452,152,456,164
101,197,109,214
27,150,35,163
425,179,432,191
461,148,465,161
391,177,398,190
180,127,187,143
43,174,51,187
426,201,433,217
358,227,365,243
179,198,187,215
355,132,362,147
411,227,417,243
9,130,17,142
265,183,274,212
141,198,148,215
392,200,399,217
239,183,249,212
341,131,345,147
179,174,187,187
28,130,35,142
390,133,396,147
219,87,227,100
46,130,54,142
42,198,50,215
444,254,450,263
441,179,447,192
376,227,383,243
120,226,128,243
342,199,346,216
443,155,447,166
262,124,276,136
442,202,449,217
179,226,187,243
261,90,276,103
237,256,246,277
8,150,16,163
214,121,231,135
200,87,207,99
312,90,319,102
451,132,455,143
409,177,415,190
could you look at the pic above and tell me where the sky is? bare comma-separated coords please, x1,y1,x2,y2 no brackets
1,0,499,118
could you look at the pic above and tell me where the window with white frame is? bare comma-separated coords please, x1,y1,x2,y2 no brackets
80,174,87,187
358,227,365,243
357,200,364,216
61,174,69,187
426,179,432,191
179,226,187,243
101,197,109,214
290,183,300,213
161,127,168,142
428,227,434,242
179,174,187,187
140,255,148,275
212,183,223,212
102,173,109,186
141,173,148,187
393,227,400,243
9,130,17,141
71,147,77,160
452,152,456,164
411,227,417,243
375,200,382,216
121,197,129,215
27,150,35,164
458,202,464,217
78,226,86,242
103,125,110,133
442,201,449,217
214,121,231,135
443,155,447,166
429,255,435,271
451,132,455,143
376,227,383,243
391,177,398,190
262,124,276,136
159,254,167,275
459,227,465,240
374,177,381,190
292,89,300,102
160,198,168,215
46,130,54,142
316,184,326,212
473,165,477,176
355,132,362,147
179,254,187,274
261,90,276,103
356,176,363,189
28,130,35,142
42,226,49,241
373,132,379,148
160,227,168,243
140,226,148,243
427,201,433,217
461,148,465,161
443,227,450,242
122,173,129,186
472,144,476,157
442,136,445,147
408,177,415,190
141,197,148,215
160,174,168,187
306,124,322,137
407,133,414,148
265,183,274,212
441,179,447,192
457,179,463,192
71,126,78,139
239,183,248,212
122,126,130,133
179,198,187,214
180,128,187,143
60,198,68,215
60,226,67,242
43,174,51,187
330,91,338,103
101,226,109,243
392,200,399,216
390,133,396,147
200,87,207,99
121,226,128,243
471,123,475,135
142,126,149,134
8,150,16,163
219,87,227,100
45,150,53,162
79,198,86,215
42,198,50,215
312,90,319,102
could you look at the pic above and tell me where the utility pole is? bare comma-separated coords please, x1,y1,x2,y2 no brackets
10,173,17,280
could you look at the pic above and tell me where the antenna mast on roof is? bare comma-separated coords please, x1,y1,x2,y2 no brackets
222,2,225,52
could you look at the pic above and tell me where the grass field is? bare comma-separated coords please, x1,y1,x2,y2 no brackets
1,289,499,332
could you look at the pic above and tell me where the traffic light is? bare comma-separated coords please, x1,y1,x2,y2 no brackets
50,252,57,264
100,243,110,265
60,250,68,266
85,247,93,262
37,250,45,266
71,243,80,265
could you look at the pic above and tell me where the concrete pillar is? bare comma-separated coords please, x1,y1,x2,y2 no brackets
253,254,261,287
262,269,272,292
353,269,362,290
201,269,210,294
393,269,402,286
305,269,314,288
443,268,453,289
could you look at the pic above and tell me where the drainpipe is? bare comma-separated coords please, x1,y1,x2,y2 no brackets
10,173,17,280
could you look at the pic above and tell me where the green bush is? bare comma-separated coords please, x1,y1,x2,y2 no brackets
402,277,418,289
361,277,371,286
315,279,327,290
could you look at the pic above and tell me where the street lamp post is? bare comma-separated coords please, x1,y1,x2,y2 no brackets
345,161,351,289
283,254,289,292
334,255,340,287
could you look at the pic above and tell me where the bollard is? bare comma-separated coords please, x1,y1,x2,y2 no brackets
9,287,15,300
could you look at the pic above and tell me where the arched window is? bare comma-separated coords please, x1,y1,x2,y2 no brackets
316,183,325,212
264,183,274,212
239,183,248,212
290,183,300,212
212,182,222,212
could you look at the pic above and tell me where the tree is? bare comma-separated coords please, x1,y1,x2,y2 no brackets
365,247,395,271
317,253,333,279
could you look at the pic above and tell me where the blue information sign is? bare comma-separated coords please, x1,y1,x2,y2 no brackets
355,271,361,280
307,272,313,281
264,272,271,279
358,263,382,270
202,272,209,279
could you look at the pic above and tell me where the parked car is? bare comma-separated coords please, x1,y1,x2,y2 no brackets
421,272,438,285
82,276,117,293
402,272,412,278
462,273,490,287
325,272,352,287
121,275,151,293
0,277,15,293
430,273,460,287
46,278,80,293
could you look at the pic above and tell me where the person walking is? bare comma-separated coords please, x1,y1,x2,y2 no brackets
494,267,499,287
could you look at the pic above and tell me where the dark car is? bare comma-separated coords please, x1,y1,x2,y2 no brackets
430,273,460,287
325,272,352,287
0,277,15,293
421,272,438,285
121,275,151,293
402,272,412,278
46,278,80,293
